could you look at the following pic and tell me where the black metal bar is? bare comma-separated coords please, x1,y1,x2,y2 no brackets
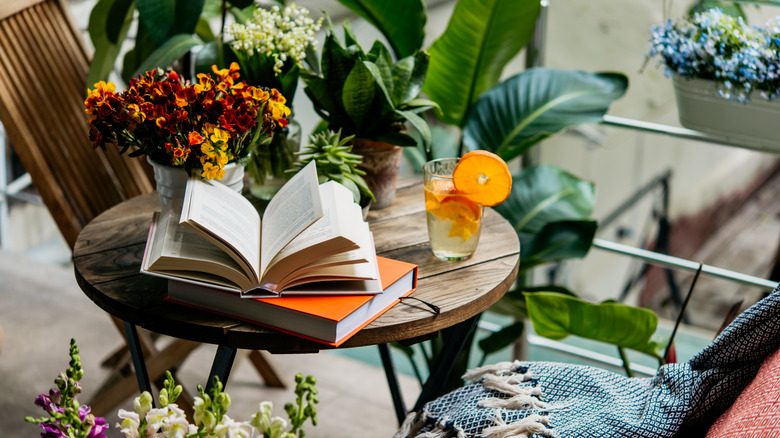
379,343,407,425
206,345,237,393
665,264,703,360
600,170,672,230
413,314,480,412
123,321,154,403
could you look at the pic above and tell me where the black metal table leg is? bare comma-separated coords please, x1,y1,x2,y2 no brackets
123,321,154,403
206,345,237,393
413,314,480,412
379,343,407,425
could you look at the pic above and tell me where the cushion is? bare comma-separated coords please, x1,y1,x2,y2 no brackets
706,346,780,437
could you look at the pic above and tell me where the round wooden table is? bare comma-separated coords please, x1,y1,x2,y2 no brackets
73,178,519,415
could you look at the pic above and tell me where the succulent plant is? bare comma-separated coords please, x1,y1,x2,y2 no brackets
287,129,375,204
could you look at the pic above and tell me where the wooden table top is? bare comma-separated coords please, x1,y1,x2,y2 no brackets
72,178,520,353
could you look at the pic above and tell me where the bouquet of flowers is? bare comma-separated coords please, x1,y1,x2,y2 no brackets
647,8,780,103
27,339,318,438
84,63,290,180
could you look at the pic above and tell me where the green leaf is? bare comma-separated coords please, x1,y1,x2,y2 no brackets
194,41,238,76
464,69,628,162
106,0,134,44
87,0,133,86
342,61,377,129
228,0,254,8
137,0,205,46
524,292,660,356
519,220,597,271
195,16,217,42
396,110,431,149
130,34,202,78
423,0,541,127
136,0,175,45
478,321,525,358
495,164,595,235
391,51,429,105
336,0,426,59
321,32,358,101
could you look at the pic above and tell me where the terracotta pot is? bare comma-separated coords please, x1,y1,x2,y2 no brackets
351,138,403,209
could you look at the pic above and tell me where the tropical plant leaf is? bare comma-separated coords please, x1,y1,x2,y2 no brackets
524,291,660,356
137,0,205,46
423,0,541,127
343,61,376,129
194,41,238,76
336,0,426,59
130,34,202,78
397,110,431,149
391,51,428,105
106,0,134,44
519,220,598,271
87,0,133,86
495,164,595,235
463,69,628,161
478,321,525,360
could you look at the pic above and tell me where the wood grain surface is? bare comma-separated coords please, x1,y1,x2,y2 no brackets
73,179,520,353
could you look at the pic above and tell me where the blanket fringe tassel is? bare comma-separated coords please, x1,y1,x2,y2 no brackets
482,414,553,438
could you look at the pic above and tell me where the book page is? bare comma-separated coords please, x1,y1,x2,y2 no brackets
259,161,322,277
181,177,261,282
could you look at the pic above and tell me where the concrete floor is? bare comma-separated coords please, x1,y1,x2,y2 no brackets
0,244,420,437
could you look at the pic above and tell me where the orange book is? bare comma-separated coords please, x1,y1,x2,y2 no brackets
166,257,418,346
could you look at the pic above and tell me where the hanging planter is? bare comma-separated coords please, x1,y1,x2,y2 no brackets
673,76,780,152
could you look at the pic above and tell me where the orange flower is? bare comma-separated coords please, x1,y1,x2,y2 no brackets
188,131,204,146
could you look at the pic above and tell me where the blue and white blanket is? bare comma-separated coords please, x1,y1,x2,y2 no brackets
396,286,780,438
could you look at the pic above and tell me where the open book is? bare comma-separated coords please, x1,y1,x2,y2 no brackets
141,161,380,297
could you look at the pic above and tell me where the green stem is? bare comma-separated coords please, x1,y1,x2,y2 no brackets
617,346,634,378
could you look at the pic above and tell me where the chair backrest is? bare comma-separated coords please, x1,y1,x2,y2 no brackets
0,0,153,249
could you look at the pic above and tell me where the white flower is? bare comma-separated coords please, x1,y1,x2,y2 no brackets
117,409,141,438
227,4,323,75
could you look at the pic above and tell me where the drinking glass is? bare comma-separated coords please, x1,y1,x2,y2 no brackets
423,158,483,261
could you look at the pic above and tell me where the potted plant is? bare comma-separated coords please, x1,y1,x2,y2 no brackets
647,8,780,147
226,4,324,200
287,129,375,213
84,63,289,205
301,21,438,209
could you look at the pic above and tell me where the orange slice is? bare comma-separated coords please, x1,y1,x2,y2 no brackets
452,150,512,207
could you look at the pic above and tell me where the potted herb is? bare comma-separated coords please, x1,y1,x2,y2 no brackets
84,64,289,205
647,8,780,147
227,4,324,200
301,21,437,209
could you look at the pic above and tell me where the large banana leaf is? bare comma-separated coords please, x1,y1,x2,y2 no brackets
86,0,134,86
524,292,661,357
423,0,541,127
495,165,595,234
463,69,628,162
336,0,426,59
130,34,203,78
519,220,597,271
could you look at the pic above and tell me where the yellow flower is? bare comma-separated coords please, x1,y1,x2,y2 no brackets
201,142,219,159
209,127,230,145
201,161,225,180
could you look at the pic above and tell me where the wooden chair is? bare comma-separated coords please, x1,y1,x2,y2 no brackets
0,0,283,416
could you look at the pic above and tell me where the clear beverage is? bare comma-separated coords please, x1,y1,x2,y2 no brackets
423,158,483,261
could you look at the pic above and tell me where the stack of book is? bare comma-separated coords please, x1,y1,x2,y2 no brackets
140,162,417,346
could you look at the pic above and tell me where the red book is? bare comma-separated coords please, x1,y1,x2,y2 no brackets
166,257,418,346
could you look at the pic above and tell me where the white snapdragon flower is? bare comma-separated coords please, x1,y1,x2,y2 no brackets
117,409,141,438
